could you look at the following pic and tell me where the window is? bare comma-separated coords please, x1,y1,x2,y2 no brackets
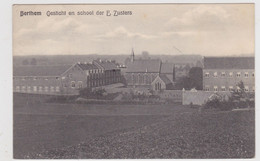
27,86,31,92
56,86,60,92
229,86,233,91
50,86,55,92
245,86,249,92
221,72,226,77
78,81,83,89
213,86,218,92
205,72,210,78
16,86,20,92
204,86,210,91
45,78,48,81
244,72,249,78
33,77,37,80
252,72,255,77
71,81,76,88
33,86,37,92
22,86,26,91
229,72,233,77
39,86,43,92
213,72,218,78
44,86,49,92
236,72,241,77
221,86,226,91
252,86,255,92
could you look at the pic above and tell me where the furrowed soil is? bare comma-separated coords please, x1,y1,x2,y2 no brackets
13,93,254,159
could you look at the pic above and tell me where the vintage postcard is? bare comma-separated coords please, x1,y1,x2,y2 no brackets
13,4,255,159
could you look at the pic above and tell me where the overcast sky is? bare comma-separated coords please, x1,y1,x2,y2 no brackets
13,4,254,56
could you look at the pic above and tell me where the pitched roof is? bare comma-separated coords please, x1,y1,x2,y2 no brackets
93,60,118,70
77,63,99,70
204,57,254,69
160,62,174,74
126,59,161,73
13,65,72,77
158,74,172,85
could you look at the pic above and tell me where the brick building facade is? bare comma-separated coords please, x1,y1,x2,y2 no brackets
13,60,122,95
203,57,255,92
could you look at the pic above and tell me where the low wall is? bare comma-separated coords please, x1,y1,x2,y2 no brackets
183,91,231,105
157,90,183,102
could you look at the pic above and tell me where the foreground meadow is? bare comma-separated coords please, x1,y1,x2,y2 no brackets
13,94,254,159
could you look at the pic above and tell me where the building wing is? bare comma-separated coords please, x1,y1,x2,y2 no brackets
204,57,254,69
126,59,161,73
13,65,72,77
160,63,174,74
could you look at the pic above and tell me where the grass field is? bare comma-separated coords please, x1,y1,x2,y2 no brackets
13,94,254,159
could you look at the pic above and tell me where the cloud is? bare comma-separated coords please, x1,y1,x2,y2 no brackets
95,26,157,40
165,5,232,32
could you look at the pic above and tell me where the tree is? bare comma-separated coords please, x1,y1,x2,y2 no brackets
230,81,254,108
174,76,192,90
195,60,203,68
124,57,131,65
22,59,29,65
30,58,37,65
174,67,202,90
189,67,203,90
141,51,150,59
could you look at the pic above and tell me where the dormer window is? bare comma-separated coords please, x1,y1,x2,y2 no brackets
236,72,241,77
205,72,209,78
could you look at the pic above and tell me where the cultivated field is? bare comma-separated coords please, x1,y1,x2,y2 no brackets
13,94,254,159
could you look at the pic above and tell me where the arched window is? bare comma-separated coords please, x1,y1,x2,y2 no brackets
71,81,76,88
78,81,83,89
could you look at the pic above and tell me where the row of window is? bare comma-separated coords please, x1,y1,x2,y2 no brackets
85,70,119,76
204,85,255,92
87,77,121,87
86,69,104,75
14,77,59,81
15,86,60,92
204,72,254,78
131,74,155,85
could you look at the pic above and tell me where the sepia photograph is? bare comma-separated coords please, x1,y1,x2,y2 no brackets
12,4,255,159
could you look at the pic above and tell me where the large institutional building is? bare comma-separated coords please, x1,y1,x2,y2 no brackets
13,60,122,95
203,57,255,92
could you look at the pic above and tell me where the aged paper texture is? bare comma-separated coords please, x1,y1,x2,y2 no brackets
13,4,254,159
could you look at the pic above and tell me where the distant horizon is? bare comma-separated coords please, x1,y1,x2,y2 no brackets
13,53,255,57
